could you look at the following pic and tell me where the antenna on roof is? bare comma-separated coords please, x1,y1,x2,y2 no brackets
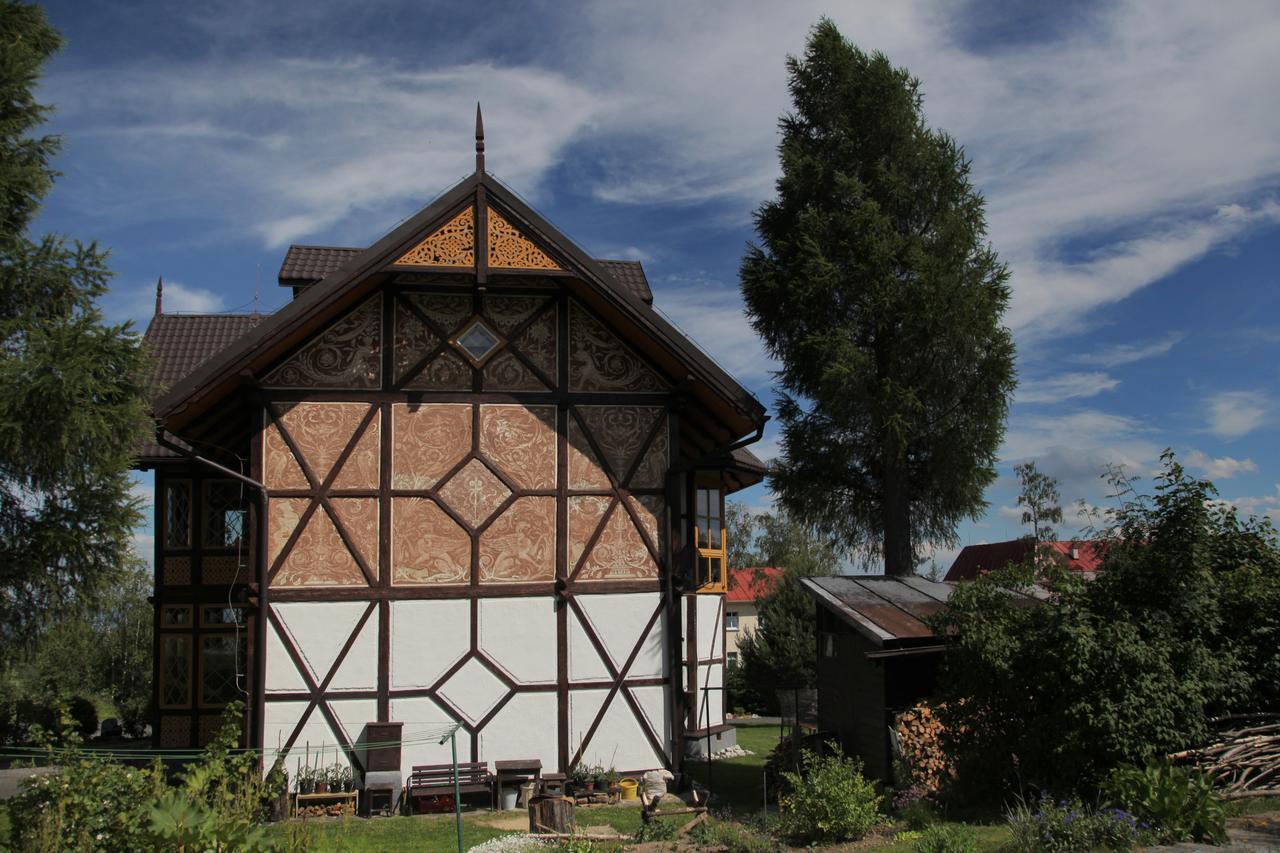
475,102,485,174
154,276,163,315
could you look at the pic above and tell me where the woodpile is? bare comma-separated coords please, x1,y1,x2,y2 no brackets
1170,713,1280,799
296,801,356,818
893,703,953,795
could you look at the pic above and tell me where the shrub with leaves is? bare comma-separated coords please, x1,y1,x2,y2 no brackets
1104,760,1226,844
1006,796,1146,852
143,789,271,852
7,743,166,851
776,742,883,843
934,452,1280,800
912,823,978,853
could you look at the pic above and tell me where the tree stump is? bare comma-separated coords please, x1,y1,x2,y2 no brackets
528,794,575,835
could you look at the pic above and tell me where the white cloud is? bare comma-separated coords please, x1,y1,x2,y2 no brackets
650,273,777,386
1205,390,1270,439
997,505,1023,522
1076,331,1185,367
112,279,228,324
1211,485,1280,525
1018,371,1119,404
1184,449,1257,480
44,0,1280,345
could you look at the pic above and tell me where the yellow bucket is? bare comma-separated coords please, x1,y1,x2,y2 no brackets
618,778,639,800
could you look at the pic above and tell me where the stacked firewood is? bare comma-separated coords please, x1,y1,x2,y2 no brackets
297,801,356,818
1170,714,1280,799
894,703,952,795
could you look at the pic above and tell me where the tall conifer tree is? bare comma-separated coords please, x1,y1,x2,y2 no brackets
741,20,1016,576
0,1,148,646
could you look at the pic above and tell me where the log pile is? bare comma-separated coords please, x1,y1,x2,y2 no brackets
296,800,356,818
894,703,953,796
1170,714,1280,799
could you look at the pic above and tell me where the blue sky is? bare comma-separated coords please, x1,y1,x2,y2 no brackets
31,0,1280,571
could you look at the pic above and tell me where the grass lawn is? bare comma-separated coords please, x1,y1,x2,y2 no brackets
683,723,781,815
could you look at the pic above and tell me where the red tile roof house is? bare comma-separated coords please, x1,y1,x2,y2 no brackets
723,567,784,667
944,540,1104,582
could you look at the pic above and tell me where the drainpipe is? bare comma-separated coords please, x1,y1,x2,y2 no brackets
156,429,269,760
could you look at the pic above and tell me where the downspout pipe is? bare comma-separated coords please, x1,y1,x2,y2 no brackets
156,429,269,760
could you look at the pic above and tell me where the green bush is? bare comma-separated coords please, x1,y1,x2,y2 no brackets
8,750,167,851
1105,760,1226,844
934,453,1280,800
776,742,883,843
143,790,272,852
1006,796,1146,852
897,794,940,829
912,823,978,853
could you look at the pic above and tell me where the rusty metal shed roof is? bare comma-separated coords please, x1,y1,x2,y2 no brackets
803,575,1044,650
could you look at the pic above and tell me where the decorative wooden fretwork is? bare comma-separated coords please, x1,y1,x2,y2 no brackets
159,715,191,748
163,557,192,586
395,206,475,267
202,555,245,586
262,297,382,389
197,714,222,747
488,208,561,270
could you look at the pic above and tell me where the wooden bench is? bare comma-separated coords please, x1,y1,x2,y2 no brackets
405,762,491,813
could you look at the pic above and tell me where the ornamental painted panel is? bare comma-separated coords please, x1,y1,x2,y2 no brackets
485,295,548,335
263,422,309,490
568,495,611,571
276,403,374,488
628,495,664,554
393,300,440,384
514,305,557,381
575,500,658,580
482,351,546,391
487,207,561,270
262,296,381,389
576,406,662,485
329,497,379,568
331,410,380,491
479,404,556,490
392,497,470,584
568,302,667,392
437,458,511,529
404,350,472,390
631,418,668,489
405,292,472,336
391,403,470,490
394,206,475,267
271,500,366,587
567,418,610,490
478,497,555,583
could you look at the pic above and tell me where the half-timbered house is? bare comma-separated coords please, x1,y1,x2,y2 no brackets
139,114,766,783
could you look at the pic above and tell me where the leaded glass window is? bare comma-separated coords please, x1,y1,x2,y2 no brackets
452,318,503,366
203,480,245,548
164,480,191,548
160,635,191,708
200,636,243,706
162,605,192,627
201,606,244,627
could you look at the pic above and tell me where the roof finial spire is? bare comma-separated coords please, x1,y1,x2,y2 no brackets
155,276,163,315
475,102,485,174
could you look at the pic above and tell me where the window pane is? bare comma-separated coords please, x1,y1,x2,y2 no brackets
204,481,245,548
725,611,739,630
454,320,502,364
165,482,191,548
696,489,709,518
202,606,244,627
162,606,192,627
710,556,722,585
709,519,722,549
161,635,191,707
200,636,243,706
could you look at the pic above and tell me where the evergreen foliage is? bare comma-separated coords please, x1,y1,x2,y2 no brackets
741,19,1016,576
0,1,149,647
934,452,1280,800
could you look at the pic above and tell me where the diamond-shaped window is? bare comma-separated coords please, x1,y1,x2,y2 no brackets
452,318,504,366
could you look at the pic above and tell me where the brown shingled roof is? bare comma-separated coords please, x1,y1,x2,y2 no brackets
277,245,654,303
139,312,265,460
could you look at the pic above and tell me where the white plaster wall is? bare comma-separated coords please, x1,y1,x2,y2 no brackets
576,592,665,678
436,657,509,725
265,628,308,694
329,698,379,770
390,599,470,689
569,611,611,682
389,695,472,771
478,597,556,684
272,601,371,686
631,684,672,750
696,594,724,661
329,614,378,691
569,688,664,772
478,692,558,771
695,663,724,730
264,699,354,775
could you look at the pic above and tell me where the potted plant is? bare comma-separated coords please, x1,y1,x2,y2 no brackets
570,763,590,794
314,763,328,794
296,764,315,795
266,760,290,821
600,766,619,794
334,764,354,793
